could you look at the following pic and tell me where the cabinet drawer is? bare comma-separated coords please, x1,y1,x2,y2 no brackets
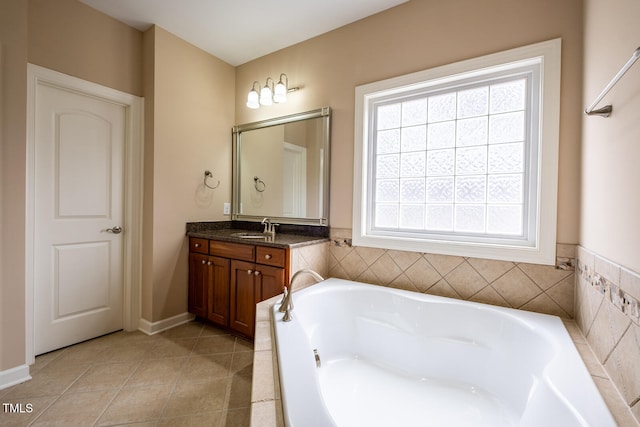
256,246,286,267
190,238,209,254
210,241,255,262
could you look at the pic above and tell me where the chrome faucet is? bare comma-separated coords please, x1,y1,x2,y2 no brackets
279,269,324,321
261,217,279,237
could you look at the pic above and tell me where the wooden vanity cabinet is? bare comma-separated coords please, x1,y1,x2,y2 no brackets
188,252,209,318
188,238,210,318
188,237,287,339
207,256,230,327
188,238,231,327
229,260,285,337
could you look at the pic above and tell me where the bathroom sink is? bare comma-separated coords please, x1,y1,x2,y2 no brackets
230,232,268,239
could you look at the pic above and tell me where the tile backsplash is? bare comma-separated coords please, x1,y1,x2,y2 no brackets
575,246,640,423
327,228,576,318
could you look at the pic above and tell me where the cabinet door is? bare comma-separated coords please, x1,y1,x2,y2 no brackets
207,256,230,327
229,260,258,338
257,264,285,301
188,252,209,318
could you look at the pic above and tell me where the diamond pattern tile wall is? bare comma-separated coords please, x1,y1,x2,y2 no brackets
327,229,575,318
575,245,640,424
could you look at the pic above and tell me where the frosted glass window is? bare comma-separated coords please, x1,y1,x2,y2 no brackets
455,205,486,233
487,174,523,203
377,104,401,130
487,205,523,235
426,204,453,231
489,112,525,144
456,117,488,147
402,99,428,126
371,76,530,237
428,93,456,122
400,178,425,202
457,87,488,118
400,204,425,229
400,152,426,177
376,154,399,179
401,125,427,152
372,74,528,237
356,39,561,265
455,176,486,203
488,142,523,173
376,179,399,202
377,129,400,154
456,146,487,175
427,121,456,149
426,177,454,203
490,79,526,114
427,149,455,176
375,204,398,228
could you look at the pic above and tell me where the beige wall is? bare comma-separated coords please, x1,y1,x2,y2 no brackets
581,0,640,273
0,0,28,372
143,26,235,321
28,0,142,96
235,0,584,245
577,0,640,422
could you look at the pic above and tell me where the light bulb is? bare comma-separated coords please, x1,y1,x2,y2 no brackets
274,81,287,103
260,85,273,106
246,90,259,109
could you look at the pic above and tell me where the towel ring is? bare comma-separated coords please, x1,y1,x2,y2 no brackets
204,170,220,190
254,176,266,192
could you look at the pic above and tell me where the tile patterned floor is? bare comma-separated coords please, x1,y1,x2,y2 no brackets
0,321,253,426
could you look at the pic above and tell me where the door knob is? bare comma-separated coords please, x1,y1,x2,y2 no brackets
106,226,123,234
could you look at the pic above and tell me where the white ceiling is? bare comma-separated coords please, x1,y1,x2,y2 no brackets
79,0,408,66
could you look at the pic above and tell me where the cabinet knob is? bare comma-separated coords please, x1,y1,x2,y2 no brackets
201,260,206,265
254,270,260,276
264,254,272,260
194,243,200,248
247,269,253,274
207,261,212,266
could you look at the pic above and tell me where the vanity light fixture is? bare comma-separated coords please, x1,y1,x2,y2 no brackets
246,73,298,109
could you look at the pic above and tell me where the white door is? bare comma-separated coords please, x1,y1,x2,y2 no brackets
283,142,307,217
34,82,126,355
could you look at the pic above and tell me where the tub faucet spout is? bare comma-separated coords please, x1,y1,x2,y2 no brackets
279,269,324,321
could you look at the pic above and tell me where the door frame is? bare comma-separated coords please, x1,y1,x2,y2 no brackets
25,64,144,364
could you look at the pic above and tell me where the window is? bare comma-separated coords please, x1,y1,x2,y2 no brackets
353,39,561,264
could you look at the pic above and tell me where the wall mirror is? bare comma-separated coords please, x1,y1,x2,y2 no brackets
232,107,331,226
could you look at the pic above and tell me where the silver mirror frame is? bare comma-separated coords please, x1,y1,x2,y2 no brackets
232,107,331,226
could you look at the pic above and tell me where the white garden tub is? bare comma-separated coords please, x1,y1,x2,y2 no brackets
272,278,615,427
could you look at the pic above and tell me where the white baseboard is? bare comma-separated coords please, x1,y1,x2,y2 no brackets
138,312,195,336
0,364,31,390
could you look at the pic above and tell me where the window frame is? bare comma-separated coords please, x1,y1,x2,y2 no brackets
353,39,561,265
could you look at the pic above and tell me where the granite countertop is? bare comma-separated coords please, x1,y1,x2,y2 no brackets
186,221,330,249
